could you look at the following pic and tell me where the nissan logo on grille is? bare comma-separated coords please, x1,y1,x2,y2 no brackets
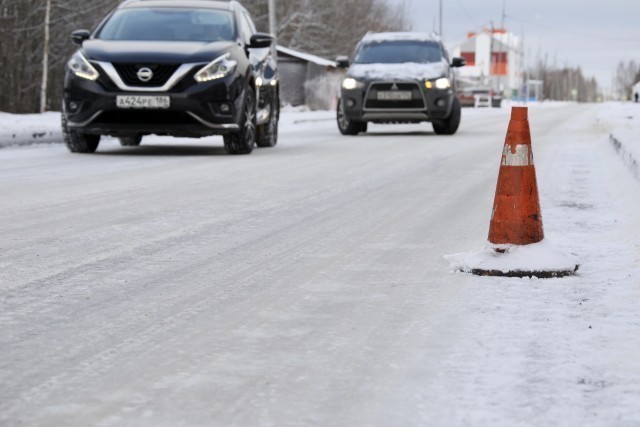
137,67,153,82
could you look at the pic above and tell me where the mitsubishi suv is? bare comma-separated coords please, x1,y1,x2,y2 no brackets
337,32,465,136
62,0,279,155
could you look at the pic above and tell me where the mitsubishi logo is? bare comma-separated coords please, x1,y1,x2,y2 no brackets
391,83,399,90
137,67,154,82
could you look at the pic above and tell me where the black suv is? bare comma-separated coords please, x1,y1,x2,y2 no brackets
62,0,279,155
337,32,465,136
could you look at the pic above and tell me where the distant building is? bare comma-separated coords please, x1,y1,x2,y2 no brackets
276,45,338,108
452,29,524,99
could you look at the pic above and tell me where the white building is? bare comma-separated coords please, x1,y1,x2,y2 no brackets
451,29,524,98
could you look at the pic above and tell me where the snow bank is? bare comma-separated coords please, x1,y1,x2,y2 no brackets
0,112,62,148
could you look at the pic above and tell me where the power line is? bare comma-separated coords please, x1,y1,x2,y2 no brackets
454,0,480,29
505,14,639,43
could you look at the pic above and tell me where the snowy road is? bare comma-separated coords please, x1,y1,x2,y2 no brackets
1,104,639,426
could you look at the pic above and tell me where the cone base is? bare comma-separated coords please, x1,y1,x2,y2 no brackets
470,266,578,279
445,239,580,280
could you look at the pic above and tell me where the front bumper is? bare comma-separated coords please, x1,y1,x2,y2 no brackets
341,81,455,123
63,70,245,137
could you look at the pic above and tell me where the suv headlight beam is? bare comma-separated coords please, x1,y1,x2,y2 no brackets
342,78,364,90
194,53,237,83
425,77,451,90
68,51,99,81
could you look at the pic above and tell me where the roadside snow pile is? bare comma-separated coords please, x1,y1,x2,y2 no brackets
596,102,640,180
445,239,580,278
0,111,62,148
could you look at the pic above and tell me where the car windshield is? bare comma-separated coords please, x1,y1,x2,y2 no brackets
97,8,236,42
354,40,443,64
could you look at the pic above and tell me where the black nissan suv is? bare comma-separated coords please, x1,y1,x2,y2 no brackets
62,0,279,155
337,32,465,136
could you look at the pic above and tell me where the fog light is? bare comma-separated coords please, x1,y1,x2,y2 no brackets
436,98,446,107
68,101,79,112
220,103,231,113
346,98,356,108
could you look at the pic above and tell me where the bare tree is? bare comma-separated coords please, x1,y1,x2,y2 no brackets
0,0,406,113
243,0,407,58
614,60,639,100
529,58,600,102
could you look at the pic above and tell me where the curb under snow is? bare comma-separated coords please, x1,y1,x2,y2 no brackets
609,133,640,181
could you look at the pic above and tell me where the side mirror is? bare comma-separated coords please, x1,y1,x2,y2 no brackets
249,33,274,49
71,29,91,46
451,57,466,68
336,55,350,69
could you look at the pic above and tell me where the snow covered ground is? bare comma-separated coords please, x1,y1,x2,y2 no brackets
1,102,639,426
6,101,636,179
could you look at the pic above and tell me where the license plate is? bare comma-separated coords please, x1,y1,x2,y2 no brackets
377,91,412,101
116,96,170,109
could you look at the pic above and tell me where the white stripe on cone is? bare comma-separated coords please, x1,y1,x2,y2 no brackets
501,144,534,166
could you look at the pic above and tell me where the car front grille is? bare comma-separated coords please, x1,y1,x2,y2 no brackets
113,63,180,87
364,82,425,110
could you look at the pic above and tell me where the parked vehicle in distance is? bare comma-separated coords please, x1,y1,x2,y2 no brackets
457,85,502,108
336,32,465,136
62,0,279,155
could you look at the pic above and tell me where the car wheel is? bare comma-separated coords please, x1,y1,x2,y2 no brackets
61,112,100,153
224,89,256,155
119,135,142,146
337,98,367,135
432,97,461,135
256,91,279,148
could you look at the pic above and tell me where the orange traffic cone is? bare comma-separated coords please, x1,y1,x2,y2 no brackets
444,106,579,278
488,106,544,245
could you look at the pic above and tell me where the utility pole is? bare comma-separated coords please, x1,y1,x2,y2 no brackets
501,0,506,30
489,21,494,83
439,0,443,37
40,0,51,113
268,0,277,58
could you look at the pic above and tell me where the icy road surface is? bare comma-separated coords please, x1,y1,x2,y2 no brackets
1,104,639,426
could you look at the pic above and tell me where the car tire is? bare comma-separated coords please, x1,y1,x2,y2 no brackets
119,135,142,146
224,89,256,155
337,98,367,135
256,91,279,148
432,97,461,135
61,112,100,153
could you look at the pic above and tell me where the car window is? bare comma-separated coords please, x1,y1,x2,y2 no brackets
354,41,444,64
97,8,236,42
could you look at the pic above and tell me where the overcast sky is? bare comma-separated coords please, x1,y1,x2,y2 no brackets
392,0,640,90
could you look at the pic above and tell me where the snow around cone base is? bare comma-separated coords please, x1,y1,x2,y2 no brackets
446,106,579,279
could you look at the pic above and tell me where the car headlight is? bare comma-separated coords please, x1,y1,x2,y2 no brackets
67,51,99,81
425,77,451,90
342,78,364,90
256,77,278,87
194,53,237,83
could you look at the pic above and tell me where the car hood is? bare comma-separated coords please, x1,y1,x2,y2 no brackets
81,40,237,64
348,61,449,82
